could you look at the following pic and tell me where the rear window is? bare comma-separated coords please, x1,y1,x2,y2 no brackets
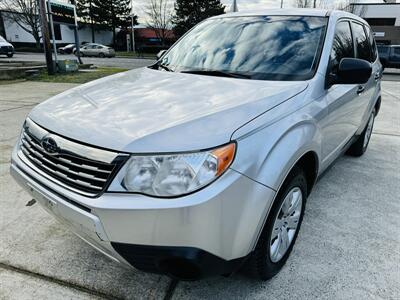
352,22,372,61
365,26,377,62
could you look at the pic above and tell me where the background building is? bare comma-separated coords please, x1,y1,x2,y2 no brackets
0,10,113,48
350,1,400,45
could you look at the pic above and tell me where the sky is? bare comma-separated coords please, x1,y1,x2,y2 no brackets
49,0,385,23
131,0,384,23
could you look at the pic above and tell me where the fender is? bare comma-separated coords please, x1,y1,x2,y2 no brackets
230,109,323,191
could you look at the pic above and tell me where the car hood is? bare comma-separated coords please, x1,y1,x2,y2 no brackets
0,41,12,47
29,68,307,153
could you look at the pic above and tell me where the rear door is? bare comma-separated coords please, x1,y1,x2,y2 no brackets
351,22,379,128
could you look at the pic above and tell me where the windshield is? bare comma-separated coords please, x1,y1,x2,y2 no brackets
160,16,328,81
0,36,7,43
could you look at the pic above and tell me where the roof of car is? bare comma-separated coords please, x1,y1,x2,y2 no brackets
212,9,366,23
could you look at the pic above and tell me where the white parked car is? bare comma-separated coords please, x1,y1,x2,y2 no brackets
74,43,116,58
11,9,381,281
0,35,14,58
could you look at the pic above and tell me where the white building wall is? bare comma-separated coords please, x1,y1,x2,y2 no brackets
352,4,400,26
3,15,37,43
2,12,113,45
60,25,113,45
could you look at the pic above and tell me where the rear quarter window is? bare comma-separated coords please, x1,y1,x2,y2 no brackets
365,26,377,62
352,22,372,62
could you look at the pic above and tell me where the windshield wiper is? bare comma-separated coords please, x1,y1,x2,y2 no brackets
158,62,174,72
181,69,251,79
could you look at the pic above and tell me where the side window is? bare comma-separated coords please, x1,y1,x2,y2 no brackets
394,47,400,55
352,22,372,61
365,26,377,61
330,21,354,74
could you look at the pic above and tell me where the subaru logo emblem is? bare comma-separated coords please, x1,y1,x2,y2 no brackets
41,136,59,154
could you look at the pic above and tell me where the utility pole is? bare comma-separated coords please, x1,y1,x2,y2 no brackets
70,0,82,64
231,0,238,12
38,0,54,74
131,0,135,53
47,0,58,71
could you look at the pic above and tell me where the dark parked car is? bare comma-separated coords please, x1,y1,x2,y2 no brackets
58,44,76,54
0,35,14,58
377,45,400,69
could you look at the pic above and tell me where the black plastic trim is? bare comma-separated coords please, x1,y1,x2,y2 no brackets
111,242,249,281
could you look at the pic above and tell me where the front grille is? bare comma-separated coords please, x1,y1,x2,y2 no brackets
1,46,12,51
19,120,127,197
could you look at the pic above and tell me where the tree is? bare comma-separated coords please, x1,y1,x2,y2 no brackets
76,0,96,43
335,0,367,17
172,0,225,38
294,0,329,8
90,0,134,47
145,0,173,47
2,0,41,48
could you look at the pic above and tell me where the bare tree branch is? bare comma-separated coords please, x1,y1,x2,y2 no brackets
2,0,42,48
145,0,173,46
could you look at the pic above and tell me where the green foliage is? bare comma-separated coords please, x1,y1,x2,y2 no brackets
172,0,225,37
76,0,137,45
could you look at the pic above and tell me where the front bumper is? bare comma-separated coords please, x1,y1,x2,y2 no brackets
11,146,276,279
0,46,14,55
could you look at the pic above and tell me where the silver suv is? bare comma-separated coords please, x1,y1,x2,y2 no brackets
11,9,382,281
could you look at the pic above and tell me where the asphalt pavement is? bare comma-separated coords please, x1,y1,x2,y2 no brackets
0,77,399,299
0,52,155,70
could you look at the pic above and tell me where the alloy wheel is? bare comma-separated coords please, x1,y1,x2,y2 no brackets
270,187,303,263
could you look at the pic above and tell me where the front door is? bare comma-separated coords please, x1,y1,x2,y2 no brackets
321,20,360,165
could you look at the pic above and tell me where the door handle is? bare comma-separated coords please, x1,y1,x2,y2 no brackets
357,85,365,95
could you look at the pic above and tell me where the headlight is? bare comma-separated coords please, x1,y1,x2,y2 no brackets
116,143,235,197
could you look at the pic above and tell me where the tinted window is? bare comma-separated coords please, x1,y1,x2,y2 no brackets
161,16,328,81
365,26,377,61
394,47,400,55
377,45,389,55
364,18,396,26
330,21,354,74
352,22,371,61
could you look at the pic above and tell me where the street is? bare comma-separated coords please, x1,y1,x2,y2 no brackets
0,52,155,70
0,78,399,299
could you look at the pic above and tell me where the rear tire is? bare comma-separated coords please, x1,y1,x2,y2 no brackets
99,53,105,58
7,53,13,58
347,109,375,157
244,166,307,280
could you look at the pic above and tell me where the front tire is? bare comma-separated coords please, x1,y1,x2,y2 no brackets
347,109,375,157
244,166,307,280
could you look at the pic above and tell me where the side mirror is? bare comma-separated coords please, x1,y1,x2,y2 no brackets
157,50,167,60
329,58,372,86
